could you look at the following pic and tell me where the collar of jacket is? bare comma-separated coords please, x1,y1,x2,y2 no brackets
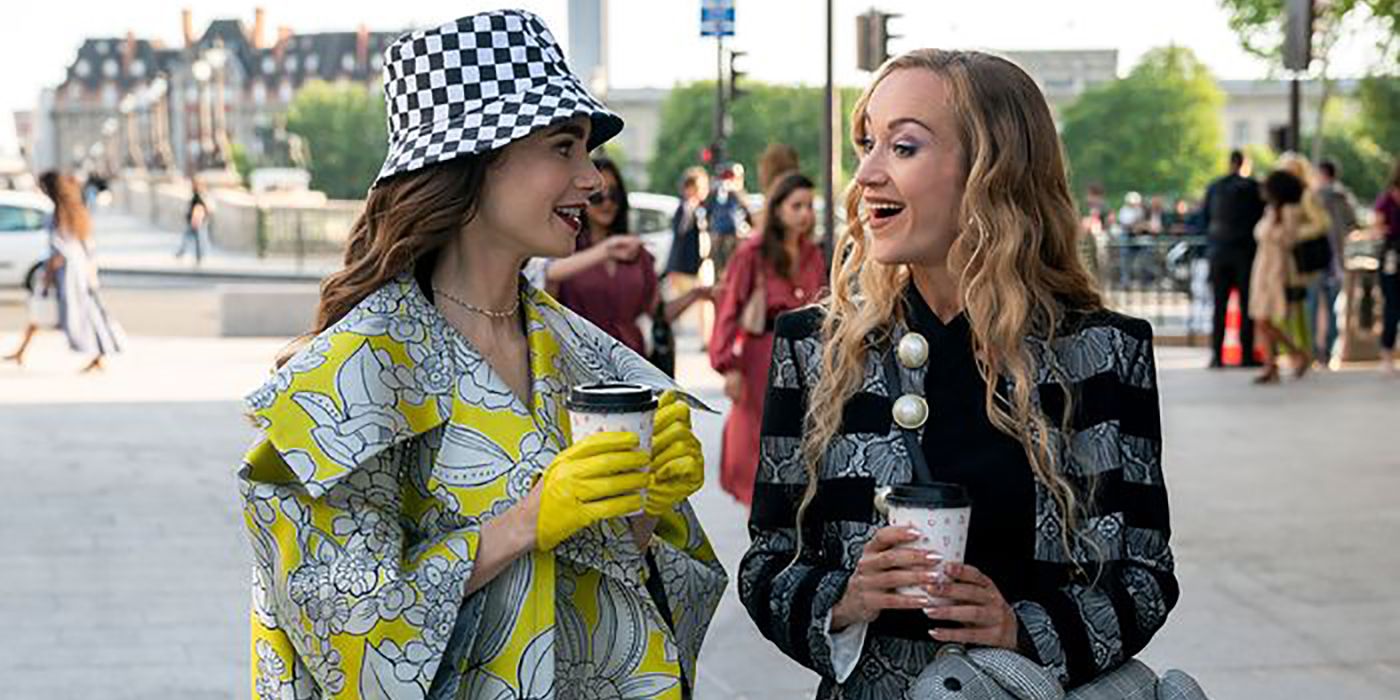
243,271,711,498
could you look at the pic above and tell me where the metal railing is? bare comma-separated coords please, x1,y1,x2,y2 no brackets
1085,233,1210,342
255,201,363,262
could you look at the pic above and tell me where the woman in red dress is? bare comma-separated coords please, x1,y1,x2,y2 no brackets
710,171,826,505
548,157,709,356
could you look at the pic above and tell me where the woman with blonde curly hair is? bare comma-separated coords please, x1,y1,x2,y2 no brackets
740,49,1183,698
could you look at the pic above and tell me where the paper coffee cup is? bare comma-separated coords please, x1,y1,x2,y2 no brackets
566,382,658,515
886,483,972,601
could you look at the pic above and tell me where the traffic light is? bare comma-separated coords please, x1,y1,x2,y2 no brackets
856,9,900,72
727,50,747,103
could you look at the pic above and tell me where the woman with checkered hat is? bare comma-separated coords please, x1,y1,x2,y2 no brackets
237,10,725,699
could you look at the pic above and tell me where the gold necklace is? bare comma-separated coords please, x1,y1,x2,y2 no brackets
432,285,520,320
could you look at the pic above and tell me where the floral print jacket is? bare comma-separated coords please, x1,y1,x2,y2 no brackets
239,273,727,700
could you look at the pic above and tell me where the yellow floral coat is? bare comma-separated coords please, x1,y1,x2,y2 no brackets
239,273,727,700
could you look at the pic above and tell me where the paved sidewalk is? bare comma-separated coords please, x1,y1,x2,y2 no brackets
1,330,1397,698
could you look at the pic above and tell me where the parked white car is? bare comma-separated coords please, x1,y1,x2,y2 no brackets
0,190,52,290
628,191,679,275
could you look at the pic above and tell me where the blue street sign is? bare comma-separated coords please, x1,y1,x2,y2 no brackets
700,0,735,37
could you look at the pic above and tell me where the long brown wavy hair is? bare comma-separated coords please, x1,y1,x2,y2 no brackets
38,171,91,243
276,153,502,366
758,171,815,280
797,49,1103,561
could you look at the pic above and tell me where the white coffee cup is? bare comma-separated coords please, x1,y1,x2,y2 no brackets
885,483,972,601
566,382,658,514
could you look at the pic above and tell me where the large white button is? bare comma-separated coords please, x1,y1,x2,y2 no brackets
892,394,929,430
873,486,892,516
898,332,929,369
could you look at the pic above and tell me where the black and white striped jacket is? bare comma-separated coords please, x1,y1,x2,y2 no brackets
739,304,1177,699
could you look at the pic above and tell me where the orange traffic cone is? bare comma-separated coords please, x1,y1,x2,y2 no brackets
1222,289,1243,366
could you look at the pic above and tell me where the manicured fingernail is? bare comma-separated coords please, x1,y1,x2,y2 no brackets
926,552,943,563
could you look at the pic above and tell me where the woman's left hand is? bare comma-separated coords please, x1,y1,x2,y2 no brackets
643,390,705,516
922,562,1019,650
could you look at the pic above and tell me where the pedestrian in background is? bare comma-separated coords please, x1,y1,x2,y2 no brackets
708,171,824,506
758,142,801,194
1204,149,1266,368
174,179,210,265
665,166,713,343
546,156,709,357
1373,156,1400,376
1249,169,1311,383
4,171,123,372
1274,153,1331,370
706,162,753,278
1311,158,1360,366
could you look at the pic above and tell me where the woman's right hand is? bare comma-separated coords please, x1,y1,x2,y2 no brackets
533,431,651,551
829,525,941,631
723,370,743,402
601,235,643,262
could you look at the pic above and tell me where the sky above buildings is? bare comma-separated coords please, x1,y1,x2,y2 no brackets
1,0,1387,117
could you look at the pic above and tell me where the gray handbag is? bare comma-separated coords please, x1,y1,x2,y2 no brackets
909,644,1209,700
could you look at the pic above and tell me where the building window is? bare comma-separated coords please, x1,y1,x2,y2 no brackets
1233,120,1250,147
95,41,109,55
253,82,267,105
341,54,356,72
131,59,146,78
370,55,383,71
306,54,319,73
102,84,118,108
103,59,118,78
262,56,276,75
279,81,293,102
286,55,298,72
75,59,91,78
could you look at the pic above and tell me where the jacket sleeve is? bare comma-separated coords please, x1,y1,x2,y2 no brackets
243,437,484,699
709,246,757,375
1011,322,1179,688
737,316,856,681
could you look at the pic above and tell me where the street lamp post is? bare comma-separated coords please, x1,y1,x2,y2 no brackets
118,94,143,169
191,59,212,171
204,44,230,169
148,75,171,171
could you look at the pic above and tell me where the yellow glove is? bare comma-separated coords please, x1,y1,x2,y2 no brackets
644,391,705,517
536,431,650,551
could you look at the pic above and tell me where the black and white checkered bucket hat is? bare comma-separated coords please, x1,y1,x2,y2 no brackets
372,9,623,188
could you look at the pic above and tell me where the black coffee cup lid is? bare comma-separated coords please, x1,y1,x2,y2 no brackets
887,483,971,509
566,382,658,413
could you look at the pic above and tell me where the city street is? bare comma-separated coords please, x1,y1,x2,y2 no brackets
2,262,1398,698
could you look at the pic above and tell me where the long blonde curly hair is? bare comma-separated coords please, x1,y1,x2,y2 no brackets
796,49,1102,560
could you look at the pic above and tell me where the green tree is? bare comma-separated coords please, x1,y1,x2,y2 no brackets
1218,0,1400,161
228,142,253,188
1304,119,1392,203
647,82,860,195
1359,75,1400,159
285,81,388,200
1061,46,1225,204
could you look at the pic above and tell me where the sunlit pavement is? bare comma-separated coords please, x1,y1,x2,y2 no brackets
2,319,1397,698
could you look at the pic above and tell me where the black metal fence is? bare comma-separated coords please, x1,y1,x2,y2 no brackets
255,203,363,262
1084,233,1211,342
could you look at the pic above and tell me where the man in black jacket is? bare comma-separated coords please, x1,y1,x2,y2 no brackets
1202,150,1266,368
